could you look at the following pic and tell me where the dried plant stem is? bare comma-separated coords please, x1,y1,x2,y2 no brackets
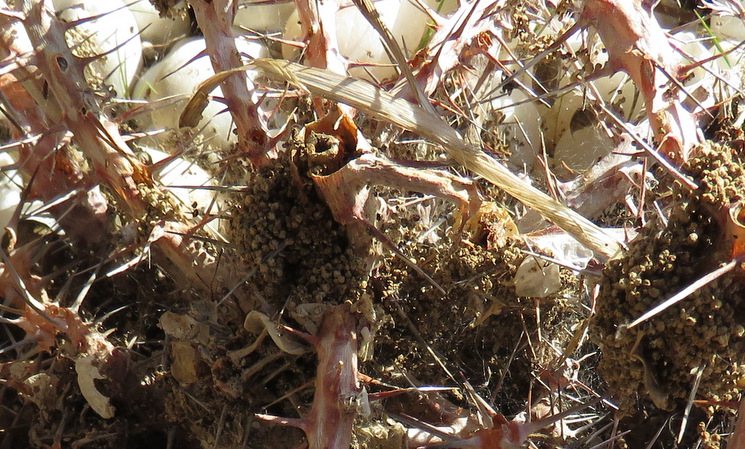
394,0,500,101
257,303,364,449
252,59,623,260
580,0,700,161
292,0,347,75
1,0,221,287
188,0,273,165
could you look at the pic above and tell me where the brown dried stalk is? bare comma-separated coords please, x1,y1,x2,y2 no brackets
188,0,274,165
251,59,623,260
257,303,366,449
1,0,219,287
0,229,119,418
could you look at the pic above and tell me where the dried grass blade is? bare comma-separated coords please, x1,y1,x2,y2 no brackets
250,59,622,260
677,364,705,444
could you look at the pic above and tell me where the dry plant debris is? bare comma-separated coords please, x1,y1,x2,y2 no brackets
594,142,745,415
1,0,745,448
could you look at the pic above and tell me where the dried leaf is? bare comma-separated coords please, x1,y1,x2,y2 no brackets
513,257,561,298
159,311,200,340
244,311,307,355
76,355,115,419
170,341,203,386
178,67,245,128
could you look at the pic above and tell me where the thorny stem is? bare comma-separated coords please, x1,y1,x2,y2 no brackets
20,0,148,212
1,0,221,288
257,303,366,449
579,0,701,161
293,0,347,75
188,0,274,166
396,0,502,104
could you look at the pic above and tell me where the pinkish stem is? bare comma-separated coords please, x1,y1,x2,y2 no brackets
293,0,347,75
404,0,498,99
189,0,274,166
580,0,700,161
0,0,219,287
258,303,365,449
311,151,480,249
